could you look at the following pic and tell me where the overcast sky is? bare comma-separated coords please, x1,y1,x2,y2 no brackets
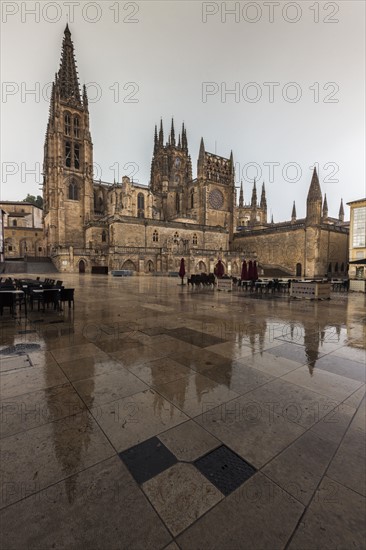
1,0,365,221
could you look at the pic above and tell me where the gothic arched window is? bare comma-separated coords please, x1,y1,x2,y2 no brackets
173,232,179,244
65,141,71,168
137,193,145,218
176,193,180,213
153,230,158,242
190,190,194,209
73,116,80,138
74,143,80,169
64,113,71,136
68,180,78,201
102,230,107,242
192,233,198,245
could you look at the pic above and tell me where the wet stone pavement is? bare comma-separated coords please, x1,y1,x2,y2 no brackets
0,274,365,549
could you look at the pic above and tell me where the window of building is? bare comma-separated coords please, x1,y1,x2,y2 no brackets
138,193,145,210
12,220,17,227
173,232,179,244
74,116,80,138
64,113,71,136
153,230,158,242
74,143,80,169
176,193,180,213
335,262,339,272
192,233,198,245
352,207,366,248
102,230,107,242
356,266,364,279
65,141,72,168
68,180,78,200
341,262,344,272
137,193,145,218
8,245,13,251
190,190,194,209
38,247,42,252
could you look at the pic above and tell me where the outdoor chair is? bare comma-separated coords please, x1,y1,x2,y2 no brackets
42,289,61,311
60,288,74,308
0,292,14,315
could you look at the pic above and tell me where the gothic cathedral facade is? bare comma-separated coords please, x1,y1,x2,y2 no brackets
42,26,348,278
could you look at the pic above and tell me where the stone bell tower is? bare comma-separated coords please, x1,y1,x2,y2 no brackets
43,24,93,252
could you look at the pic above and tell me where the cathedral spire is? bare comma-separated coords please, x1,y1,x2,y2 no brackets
197,137,206,179
58,24,81,105
159,119,164,146
154,124,158,153
170,118,175,146
239,181,244,207
306,167,322,225
322,193,328,219
181,123,187,151
260,182,266,208
199,137,205,160
251,179,257,207
339,198,344,222
291,201,297,222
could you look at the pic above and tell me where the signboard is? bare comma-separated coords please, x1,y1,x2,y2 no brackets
216,278,233,291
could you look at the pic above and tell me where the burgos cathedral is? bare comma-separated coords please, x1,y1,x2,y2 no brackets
42,26,348,277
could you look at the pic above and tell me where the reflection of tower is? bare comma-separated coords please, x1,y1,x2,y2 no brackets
45,349,95,503
151,361,190,415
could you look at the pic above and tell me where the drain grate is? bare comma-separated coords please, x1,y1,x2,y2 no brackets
119,437,177,484
0,343,41,355
194,445,256,496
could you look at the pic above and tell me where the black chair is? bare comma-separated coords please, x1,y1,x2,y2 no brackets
60,288,74,309
0,292,15,315
56,280,63,287
42,289,61,311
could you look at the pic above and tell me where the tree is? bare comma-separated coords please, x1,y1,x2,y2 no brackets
23,194,43,208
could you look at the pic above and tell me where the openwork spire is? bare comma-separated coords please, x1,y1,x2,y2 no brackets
260,182,266,208
58,24,81,104
239,181,244,207
251,179,257,207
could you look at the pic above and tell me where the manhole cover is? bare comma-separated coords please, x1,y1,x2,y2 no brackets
0,343,41,355
194,445,256,496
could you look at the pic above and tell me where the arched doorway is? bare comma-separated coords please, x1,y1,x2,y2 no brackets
296,263,302,277
196,260,207,273
122,260,136,271
79,260,86,273
145,260,154,273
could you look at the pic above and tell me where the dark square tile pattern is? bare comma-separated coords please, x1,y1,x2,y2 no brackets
194,445,257,496
119,436,177,484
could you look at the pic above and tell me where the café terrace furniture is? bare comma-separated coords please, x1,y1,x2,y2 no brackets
60,288,75,309
30,288,61,311
0,290,27,315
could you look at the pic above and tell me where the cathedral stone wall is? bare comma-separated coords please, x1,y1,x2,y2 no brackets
233,224,348,277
